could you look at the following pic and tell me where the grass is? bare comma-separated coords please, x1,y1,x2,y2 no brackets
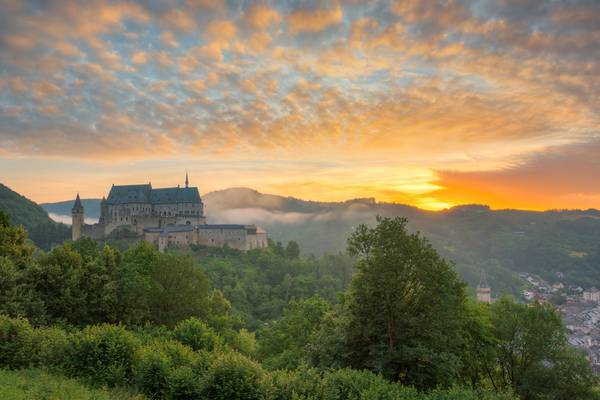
0,369,145,400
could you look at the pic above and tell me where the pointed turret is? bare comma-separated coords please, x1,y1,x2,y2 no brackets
476,269,492,303
185,171,189,188
478,269,490,289
71,193,85,241
72,193,83,212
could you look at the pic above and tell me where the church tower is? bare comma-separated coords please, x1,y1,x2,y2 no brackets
477,269,492,303
71,193,84,241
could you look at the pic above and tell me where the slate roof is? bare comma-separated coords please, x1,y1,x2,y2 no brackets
151,187,201,204
104,184,202,205
72,193,83,211
144,225,195,234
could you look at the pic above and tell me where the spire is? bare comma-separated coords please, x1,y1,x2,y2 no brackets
185,171,189,188
478,269,490,289
72,193,84,212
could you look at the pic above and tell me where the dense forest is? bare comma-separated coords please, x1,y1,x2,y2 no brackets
43,188,600,296
0,183,70,250
0,209,597,399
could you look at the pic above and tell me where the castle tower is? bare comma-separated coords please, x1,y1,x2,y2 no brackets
477,269,492,303
71,193,84,241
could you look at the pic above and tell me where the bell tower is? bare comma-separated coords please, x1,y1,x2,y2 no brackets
71,193,84,241
476,269,492,303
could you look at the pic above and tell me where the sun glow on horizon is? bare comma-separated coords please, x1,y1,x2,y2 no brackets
0,1,599,211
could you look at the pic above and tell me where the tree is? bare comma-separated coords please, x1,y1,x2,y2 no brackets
258,296,330,370
343,216,469,388
488,297,598,399
285,241,300,259
148,252,210,327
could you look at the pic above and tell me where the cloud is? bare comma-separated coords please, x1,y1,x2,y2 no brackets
204,19,237,41
242,4,281,29
434,140,600,210
287,2,343,33
131,51,148,64
160,30,179,48
161,8,197,33
1,0,600,210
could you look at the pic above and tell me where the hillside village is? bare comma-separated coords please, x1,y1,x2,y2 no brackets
521,272,600,371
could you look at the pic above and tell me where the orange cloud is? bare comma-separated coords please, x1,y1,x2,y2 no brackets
287,3,343,33
161,8,197,33
433,141,600,210
131,51,148,64
204,19,237,41
160,31,179,48
243,4,281,29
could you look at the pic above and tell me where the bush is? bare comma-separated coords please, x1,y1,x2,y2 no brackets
231,328,258,357
201,351,267,400
32,326,70,371
321,369,395,400
173,318,224,352
167,366,203,400
65,324,140,387
270,367,323,400
422,387,516,400
133,343,171,398
0,314,37,369
133,339,199,398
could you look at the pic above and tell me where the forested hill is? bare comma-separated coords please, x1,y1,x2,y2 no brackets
0,183,70,249
42,187,600,293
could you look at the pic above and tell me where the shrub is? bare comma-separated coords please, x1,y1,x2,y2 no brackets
201,351,267,400
270,367,323,400
231,328,257,357
133,339,199,399
133,343,171,398
173,318,224,352
32,326,70,371
321,369,392,400
65,324,140,387
0,314,36,369
167,366,203,400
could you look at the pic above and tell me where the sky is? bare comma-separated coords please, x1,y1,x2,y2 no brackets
0,0,599,210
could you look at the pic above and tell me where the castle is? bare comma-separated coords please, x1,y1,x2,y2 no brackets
71,174,268,252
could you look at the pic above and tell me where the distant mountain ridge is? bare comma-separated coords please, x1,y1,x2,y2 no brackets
41,187,600,294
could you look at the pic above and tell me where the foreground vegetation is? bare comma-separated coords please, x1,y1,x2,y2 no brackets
0,369,143,400
0,210,597,399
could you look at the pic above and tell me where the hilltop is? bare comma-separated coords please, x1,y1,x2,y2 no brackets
40,187,600,295
0,183,70,249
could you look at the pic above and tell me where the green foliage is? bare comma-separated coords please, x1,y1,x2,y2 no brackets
173,318,224,352
0,184,70,250
197,246,354,330
286,240,300,259
488,297,598,399
65,324,140,386
320,368,401,400
270,367,323,400
0,315,520,400
117,242,211,327
0,315,36,369
32,326,70,371
259,296,331,370
0,369,144,400
201,351,267,400
132,339,199,399
343,217,468,388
